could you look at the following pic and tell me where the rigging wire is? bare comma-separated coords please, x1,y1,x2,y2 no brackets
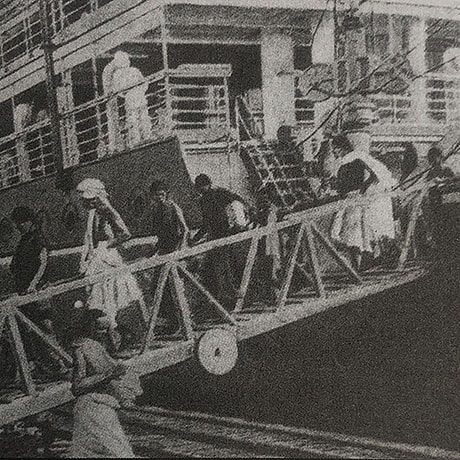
295,16,449,149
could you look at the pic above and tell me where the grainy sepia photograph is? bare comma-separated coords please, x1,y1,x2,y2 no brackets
0,0,458,457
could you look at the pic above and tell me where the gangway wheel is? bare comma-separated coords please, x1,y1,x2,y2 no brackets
196,329,238,376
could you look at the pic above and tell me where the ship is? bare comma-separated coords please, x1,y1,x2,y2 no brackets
0,0,459,429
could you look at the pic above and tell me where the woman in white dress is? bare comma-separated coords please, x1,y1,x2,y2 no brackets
77,178,144,349
330,135,396,269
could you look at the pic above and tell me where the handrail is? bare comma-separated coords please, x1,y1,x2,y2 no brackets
0,65,232,186
60,69,167,119
0,120,51,148
0,185,430,312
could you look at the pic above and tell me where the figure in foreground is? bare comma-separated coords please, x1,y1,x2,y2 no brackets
70,306,141,458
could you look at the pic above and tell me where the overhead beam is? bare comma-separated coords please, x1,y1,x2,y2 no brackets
165,0,460,20
165,4,312,31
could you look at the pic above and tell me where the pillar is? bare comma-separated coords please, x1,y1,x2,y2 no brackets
261,29,296,140
311,12,337,134
408,18,428,124
311,12,335,65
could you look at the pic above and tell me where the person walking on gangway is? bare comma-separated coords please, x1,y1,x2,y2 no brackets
330,134,396,270
149,180,189,256
10,206,49,296
148,180,189,335
76,178,146,352
191,174,250,310
8,206,65,381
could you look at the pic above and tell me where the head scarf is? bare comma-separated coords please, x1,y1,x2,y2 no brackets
76,178,108,199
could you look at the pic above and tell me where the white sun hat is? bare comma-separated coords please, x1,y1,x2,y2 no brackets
76,178,108,199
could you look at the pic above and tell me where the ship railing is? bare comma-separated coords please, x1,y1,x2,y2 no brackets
60,70,169,167
0,120,54,189
0,4,42,69
49,0,116,33
295,87,316,131
0,184,430,407
425,72,460,125
235,73,460,138
0,1,118,70
372,73,460,126
169,79,231,144
372,91,413,125
59,69,231,166
0,67,232,186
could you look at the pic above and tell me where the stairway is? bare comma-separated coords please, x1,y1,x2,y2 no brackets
240,140,317,210
236,95,317,210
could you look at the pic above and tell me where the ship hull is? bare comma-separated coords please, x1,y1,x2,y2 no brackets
138,259,459,450
0,136,200,295
0,136,200,256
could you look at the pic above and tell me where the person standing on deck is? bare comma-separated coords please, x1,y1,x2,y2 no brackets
191,174,250,310
148,180,189,335
102,56,122,153
69,308,139,458
76,178,145,351
110,51,151,148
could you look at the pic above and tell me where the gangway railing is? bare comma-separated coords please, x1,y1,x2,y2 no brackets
0,184,431,425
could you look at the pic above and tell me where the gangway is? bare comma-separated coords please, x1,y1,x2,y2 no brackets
0,185,431,427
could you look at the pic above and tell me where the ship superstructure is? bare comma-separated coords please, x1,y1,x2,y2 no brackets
0,0,458,253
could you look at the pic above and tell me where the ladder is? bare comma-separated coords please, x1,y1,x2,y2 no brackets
236,96,317,210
